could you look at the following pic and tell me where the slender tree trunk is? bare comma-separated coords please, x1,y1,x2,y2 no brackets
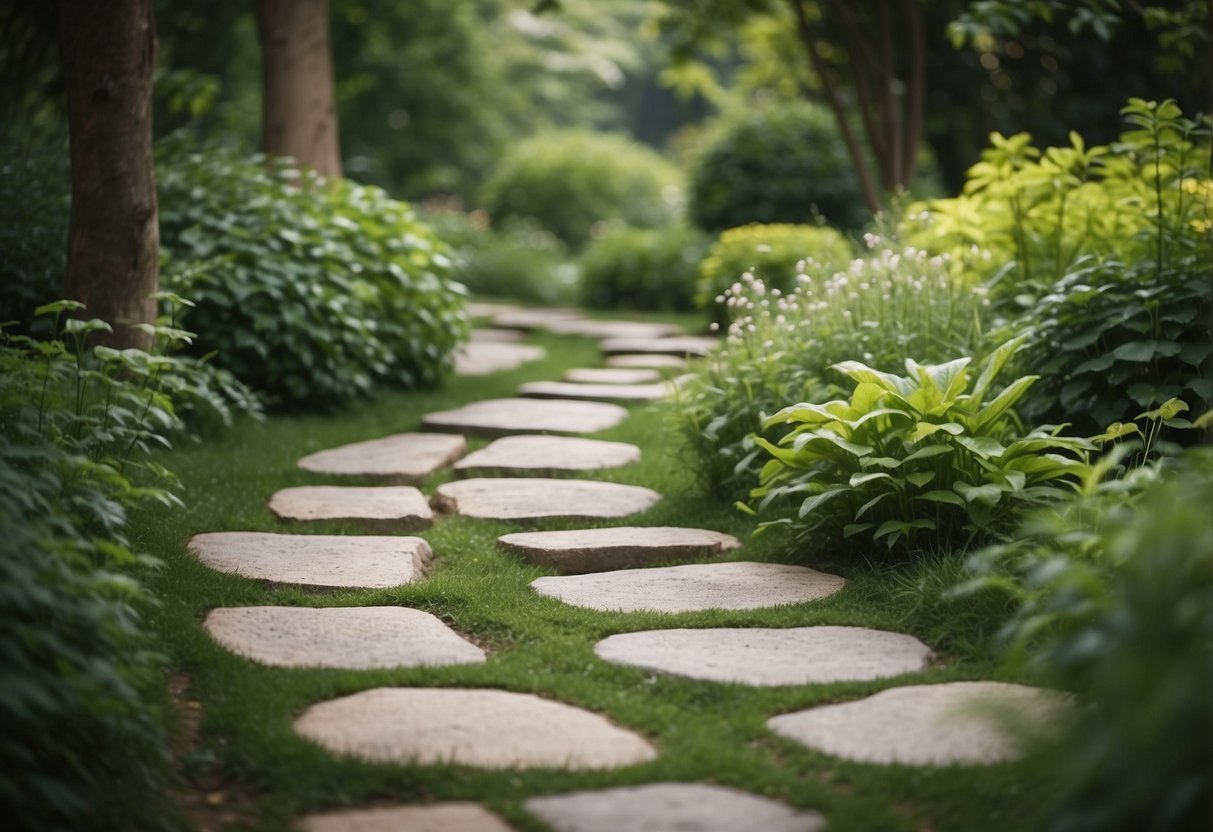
57,0,159,350
255,0,342,177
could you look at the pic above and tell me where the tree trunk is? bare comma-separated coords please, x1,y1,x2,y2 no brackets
255,0,342,177
57,0,159,351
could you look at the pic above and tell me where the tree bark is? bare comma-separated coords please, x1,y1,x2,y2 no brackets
255,0,342,177
57,0,159,350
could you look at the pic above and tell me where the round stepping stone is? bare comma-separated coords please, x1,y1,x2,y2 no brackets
433,478,660,521
499,526,740,573
532,561,845,613
294,688,657,769
543,319,683,339
470,328,524,343
565,367,661,384
188,532,431,590
202,606,485,670
454,342,546,376
493,308,583,330
600,336,718,357
268,486,432,531
525,783,825,832
607,354,688,370
454,435,639,477
421,398,628,437
301,803,515,832
297,432,466,484
767,681,1076,766
594,626,932,685
518,380,670,402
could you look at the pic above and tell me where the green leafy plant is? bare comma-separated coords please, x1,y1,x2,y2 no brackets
579,225,709,311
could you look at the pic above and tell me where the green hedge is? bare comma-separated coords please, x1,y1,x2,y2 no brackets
579,226,709,312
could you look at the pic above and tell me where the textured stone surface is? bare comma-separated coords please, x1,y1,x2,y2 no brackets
188,532,431,590
606,354,688,370
499,526,740,574
594,626,932,685
454,435,639,477
767,681,1075,766
301,803,514,832
203,606,485,670
454,342,546,376
543,319,683,339
493,308,584,330
518,380,670,402
600,336,718,357
422,398,628,437
295,688,657,769
532,561,845,613
470,328,525,343
525,783,826,832
434,478,660,521
268,486,432,531
565,367,661,384
297,432,466,484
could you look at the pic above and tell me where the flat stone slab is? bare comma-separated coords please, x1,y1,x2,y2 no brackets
565,368,661,384
454,435,639,477
297,432,466,484
600,336,718,357
518,380,671,402
187,532,431,590
525,783,825,832
767,681,1075,766
543,319,683,339
295,688,657,769
606,354,688,370
301,803,514,832
468,301,519,319
532,561,845,613
493,308,584,330
595,626,932,685
203,606,485,670
454,342,546,375
268,486,432,531
434,478,660,521
499,526,740,574
470,328,525,343
421,398,628,437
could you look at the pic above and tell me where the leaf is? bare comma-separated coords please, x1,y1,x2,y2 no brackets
971,334,1028,404
799,487,848,518
917,489,966,507
973,375,1037,432
905,471,936,487
843,523,875,538
850,472,894,487
910,421,965,441
854,491,894,519
954,481,1005,506
956,435,1007,459
902,444,954,463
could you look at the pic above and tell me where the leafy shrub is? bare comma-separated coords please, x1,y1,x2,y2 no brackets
480,129,683,250
687,99,868,233
158,143,468,408
579,225,709,311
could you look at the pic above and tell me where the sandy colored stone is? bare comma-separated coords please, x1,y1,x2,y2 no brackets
434,478,660,521
606,354,688,370
543,319,683,339
493,308,584,330
297,432,466,484
188,532,431,590
499,526,740,574
525,783,826,832
600,336,718,357
767,681,1076,766
268,486,432,531
295,687,657,769
467,301,518,319
565,368,661,384
301,802,514,832
518,380,671,402
203,606,485,670
422,398,628,437
454,342,546,375
454,435,639,477
470,328,524,343
532,561,844,613
594,626,932,685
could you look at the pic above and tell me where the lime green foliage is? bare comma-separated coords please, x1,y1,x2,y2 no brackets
158,143,468,410
480,129,683,250
580,225,709,311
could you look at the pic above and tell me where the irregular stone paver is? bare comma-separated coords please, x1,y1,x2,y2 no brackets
600,336,718,357
594,626,932,685
470,328,525,343
767,681,1076,766
532,561,845,613
518,380,670,402
301,803,514,832
188,532,430,590
499,526,740,574
268,486,432,531
565,367,661,384
421,398,628,437
295,688,657,769
434,478,660,521
203,606,485,670
543,319,683,339
525,783,825,832
454,435,639,477
297,432,466,484
606,354,688,370
454,342,546,376
493,308,584,330
468,301,519,319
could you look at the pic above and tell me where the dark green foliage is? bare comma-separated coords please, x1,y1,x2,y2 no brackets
580,226,709,311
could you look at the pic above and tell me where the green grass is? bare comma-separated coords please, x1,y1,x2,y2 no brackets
137,315,1055,831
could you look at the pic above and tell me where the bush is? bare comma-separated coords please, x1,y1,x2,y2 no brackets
580,226,709,312
687,99,868,233
480,129,683,250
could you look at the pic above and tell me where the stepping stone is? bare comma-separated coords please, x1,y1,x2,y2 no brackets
767,681,1076,766
434,479,660,521
294,688,657,769
468,301,518,319
600,336,718,357
607,354,688,370
188,532,431,590
493,308,583,331
454,341,546,375
532,561,844,613
202,606,485,670
470,328,525,343
301,803,514,832
565,367,661,384
499,526,740,574
594,626,932,685
454,436,639,477
525,783,825,832
518,380,670,402
297,432,467,484
543,319,683,339
421,398,628,437
268,486,432,531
